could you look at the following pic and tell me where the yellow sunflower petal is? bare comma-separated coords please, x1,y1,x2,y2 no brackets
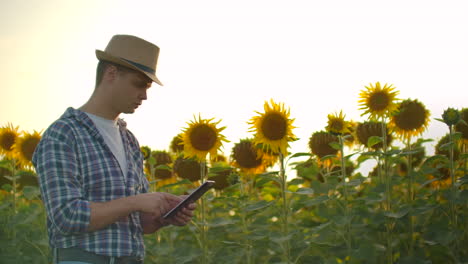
389,99,430,141
0,123,20,159
181,114,228,161
358,82,400,120
249,99,297,157
13,130,42,168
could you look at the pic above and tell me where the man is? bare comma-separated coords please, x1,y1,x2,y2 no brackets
32,35,195,264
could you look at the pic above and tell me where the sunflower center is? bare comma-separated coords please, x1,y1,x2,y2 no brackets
0,132,16,151
189,124,217,151
21,137,40,162
233,141,263,168
261,113,287,140
394,101,426,131
369,91,390,111
329,120,344,132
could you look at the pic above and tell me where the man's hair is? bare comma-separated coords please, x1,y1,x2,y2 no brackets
95,60,137,87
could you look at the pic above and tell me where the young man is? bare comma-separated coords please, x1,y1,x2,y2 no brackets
33,35,195,264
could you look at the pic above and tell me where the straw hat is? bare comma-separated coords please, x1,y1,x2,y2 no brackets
96,35,163,86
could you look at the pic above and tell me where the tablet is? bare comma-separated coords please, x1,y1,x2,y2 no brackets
162,180,215,219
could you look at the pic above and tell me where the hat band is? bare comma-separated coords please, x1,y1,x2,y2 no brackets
120,58,156,75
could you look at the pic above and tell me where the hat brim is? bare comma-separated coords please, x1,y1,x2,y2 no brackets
96,50,163,86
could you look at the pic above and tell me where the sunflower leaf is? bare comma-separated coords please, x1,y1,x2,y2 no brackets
321,154,337,161
292,188,314,195
0,160,13,170
155,164,171,171
244,200,274,212
434,118,445,124
383,207,410,218
367,136,383,148
303,195,329,206
438,142,454,151
287,152,311,160
329,142,341,150
453,132,462,141
147,156,156,166
23,186,41,200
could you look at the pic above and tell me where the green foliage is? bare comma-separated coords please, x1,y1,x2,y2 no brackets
1,139,467,264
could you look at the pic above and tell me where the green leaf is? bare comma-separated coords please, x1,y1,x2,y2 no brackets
155,164,171,171
256,174,281,187
320,154,337,161
411,205,438,216
342,179,361,187
385,149,402,156
329,142,341,150
367,136,383,148
293,188,314,195
148,156,156,166
208,167,231,175
357,154,374,163
22,186,41,200
208,218,235,227
434,117,445,123
438,142,454,151
244,200,274,212
384,207,410,218
0,160,12,170
287,152,311,160
303,195,329,206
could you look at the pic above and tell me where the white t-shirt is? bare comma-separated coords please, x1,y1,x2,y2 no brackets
85,112,128,179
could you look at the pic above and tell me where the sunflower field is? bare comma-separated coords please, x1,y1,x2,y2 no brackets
1,82,467,264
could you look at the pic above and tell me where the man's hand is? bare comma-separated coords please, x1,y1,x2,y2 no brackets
161,195,197,226
136,192,182,218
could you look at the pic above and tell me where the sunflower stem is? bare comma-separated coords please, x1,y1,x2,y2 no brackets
339,136,352,261
240,173,253,264
406,137,414,256
279,153,291,263
200,160,208,264
448,126,460,258
381,118,393,264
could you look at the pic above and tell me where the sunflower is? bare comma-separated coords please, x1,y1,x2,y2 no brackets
207,167,233,190
356,121,393,149
389,99,430,140
343,120,358,149
308,131,339,159
231,139,267,174
210,153,227,164
441,107,460,127
140,146,151,160
144,150,173,180
169,134,184,154
358,82,399,120
173,155,208,182
181,115,228,161
0,123,20,159
326,110,350,135
13,130,42,168
249,99,296,157
455,108,468,143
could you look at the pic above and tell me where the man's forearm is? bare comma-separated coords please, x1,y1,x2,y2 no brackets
88,195,139,232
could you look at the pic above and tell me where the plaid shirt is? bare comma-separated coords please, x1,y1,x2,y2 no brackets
32,107,149,258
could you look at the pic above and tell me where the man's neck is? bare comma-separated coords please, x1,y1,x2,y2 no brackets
79,100,119,121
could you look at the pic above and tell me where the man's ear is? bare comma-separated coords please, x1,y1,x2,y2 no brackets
103,65,119,82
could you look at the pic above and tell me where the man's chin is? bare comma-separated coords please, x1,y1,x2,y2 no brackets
123,109,136,114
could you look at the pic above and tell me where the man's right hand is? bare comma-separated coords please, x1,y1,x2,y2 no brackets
135,192,183,218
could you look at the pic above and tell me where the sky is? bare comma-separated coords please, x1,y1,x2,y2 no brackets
1,0,467,175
